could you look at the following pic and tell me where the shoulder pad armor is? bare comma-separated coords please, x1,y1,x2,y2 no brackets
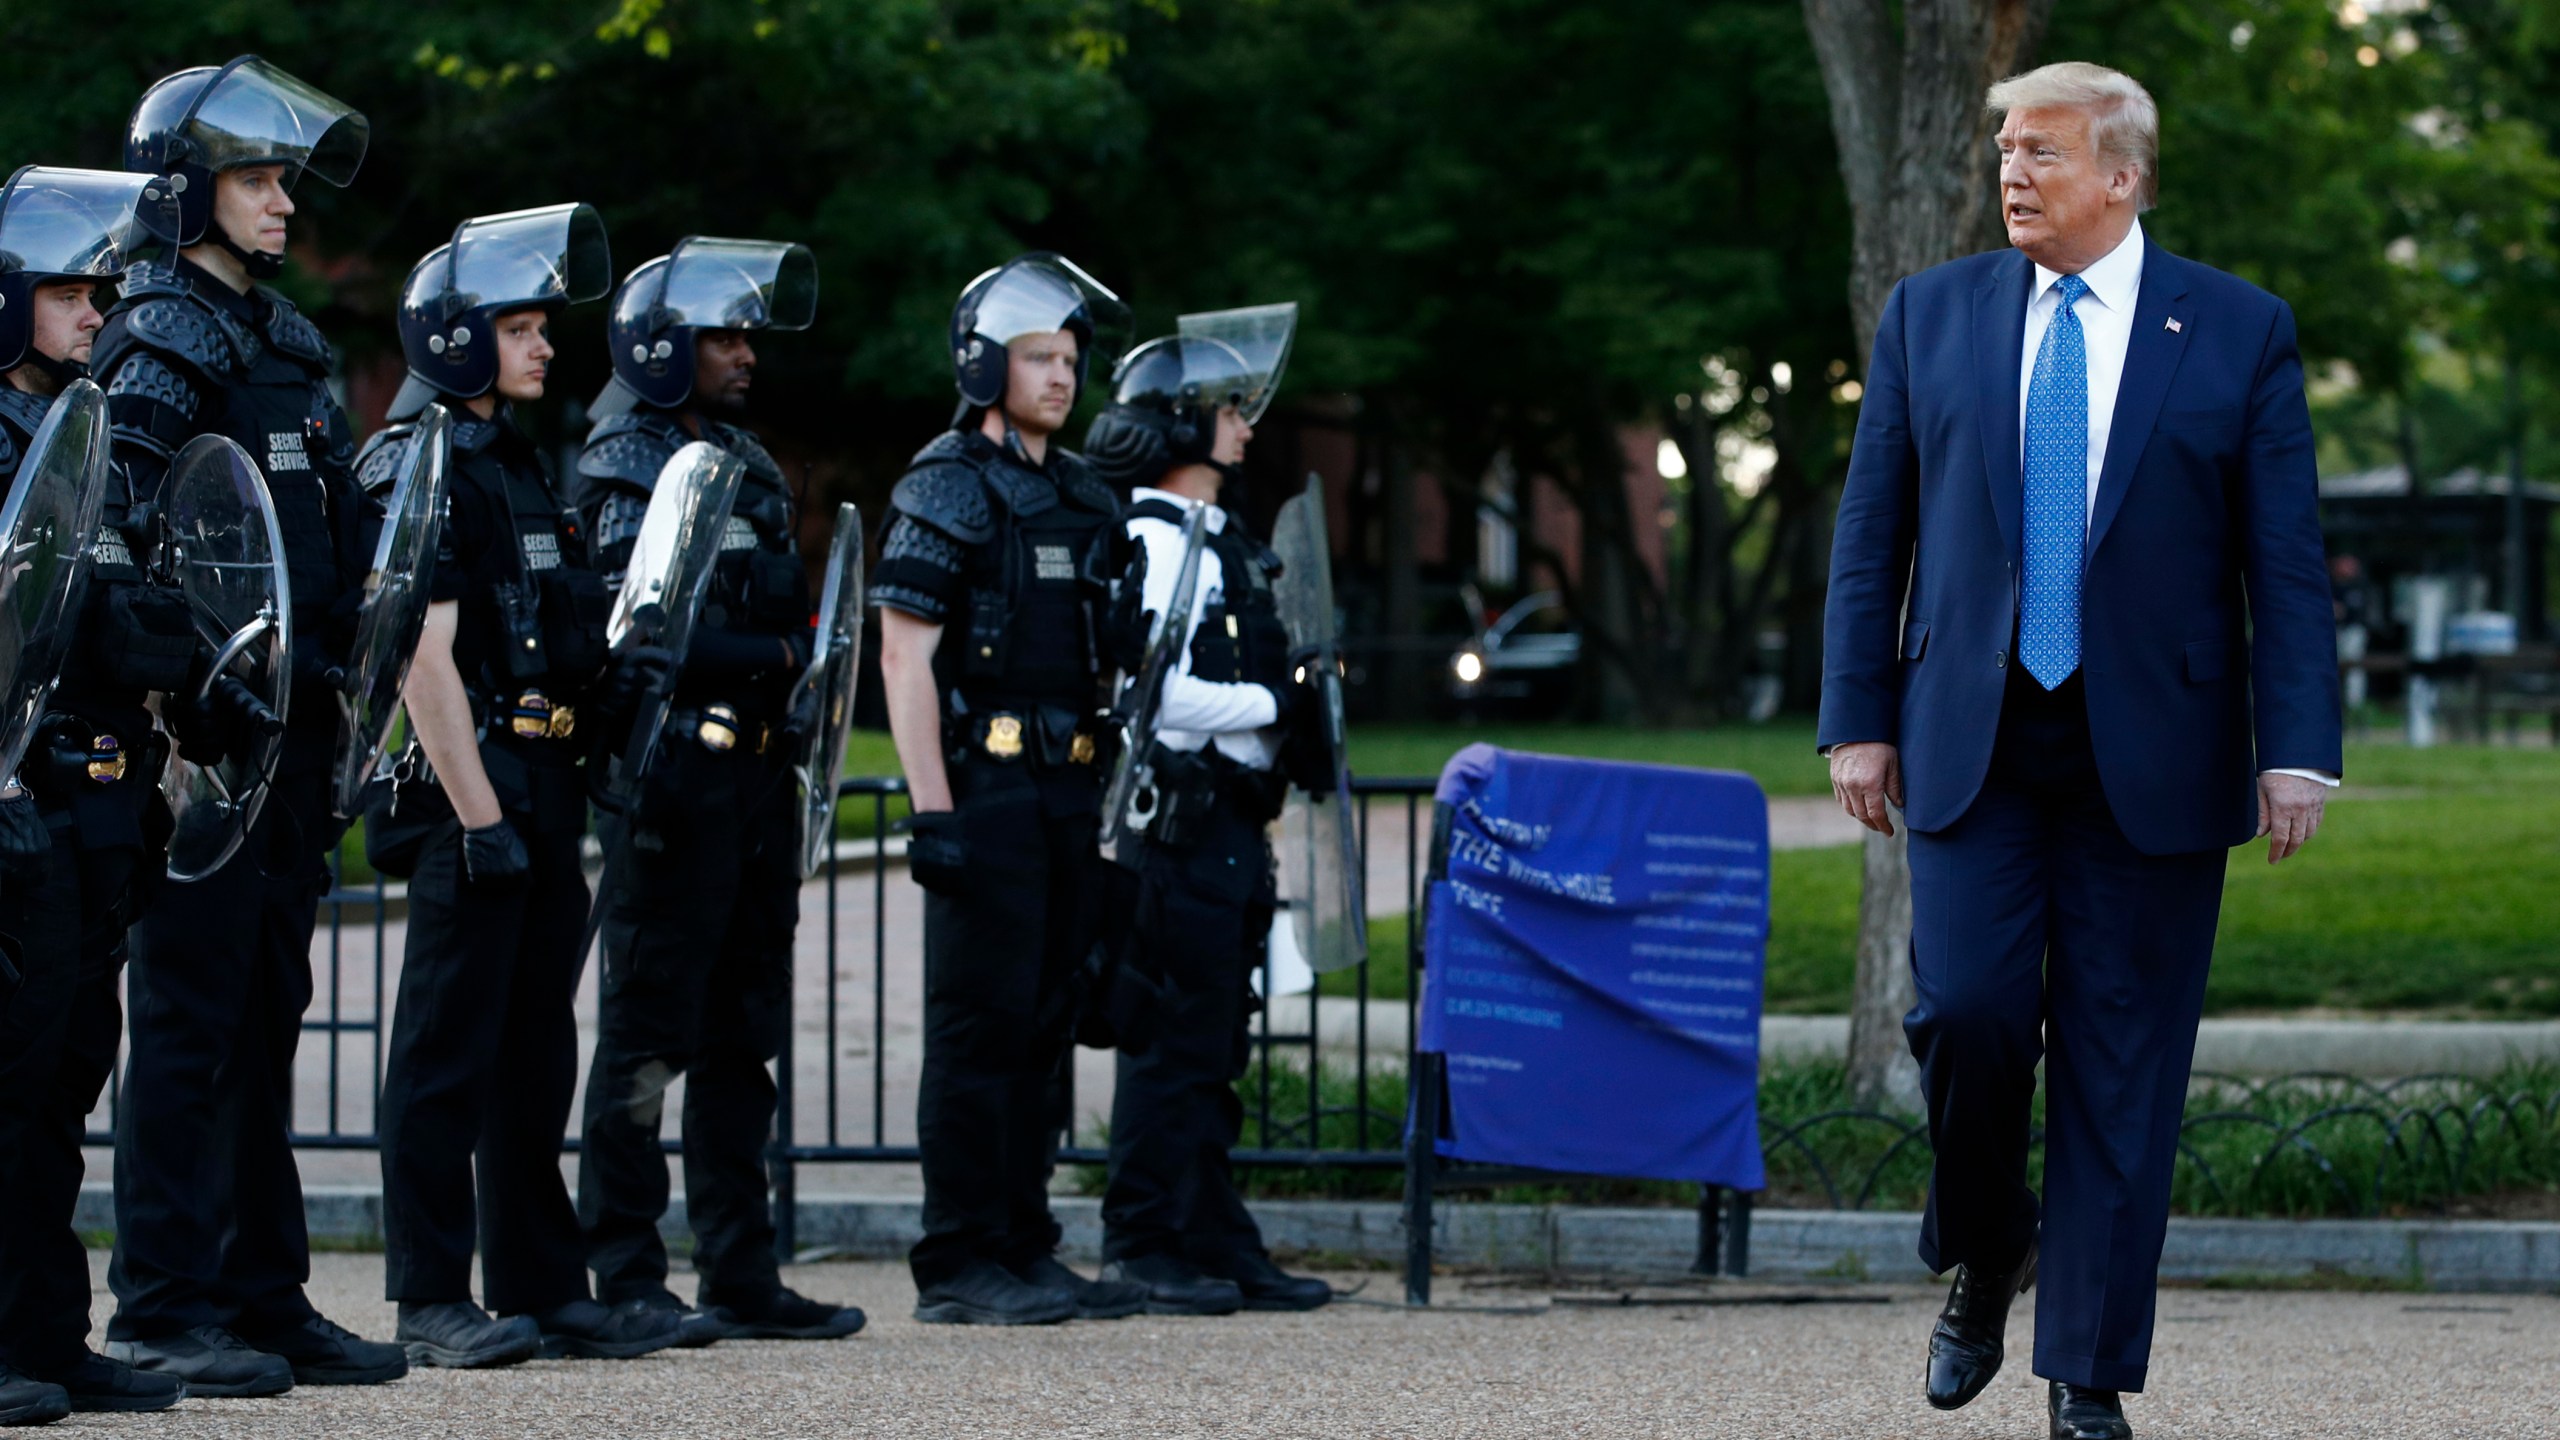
982,462,1058,520
116,295,255,380
710,422,786,487
1123,495,1187,528
890,436,996,545
353,422,423,500
256,289,334,369
0,386,48,449
1050,450,1118,517
576,410,684,496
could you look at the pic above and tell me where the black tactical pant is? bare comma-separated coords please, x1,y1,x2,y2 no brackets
581,743,798,1305
110,767,331,1341
378,814,591,1312
911,763,1103,1290
1101,796,1276,1266
0,829,137,1373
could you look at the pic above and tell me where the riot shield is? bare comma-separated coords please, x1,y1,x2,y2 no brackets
1270,474,1366,972
598,440,745,811
0,380,112,783
789,502,864,878
160,435,292,881
333,405,450,817
1099,500,1211,847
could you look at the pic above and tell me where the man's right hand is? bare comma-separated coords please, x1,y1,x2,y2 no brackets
1828,741,1904,836
896,809,969,895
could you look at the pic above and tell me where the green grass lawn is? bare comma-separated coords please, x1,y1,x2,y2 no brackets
1346,721,1828,793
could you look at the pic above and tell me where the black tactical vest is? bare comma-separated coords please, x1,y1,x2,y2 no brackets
1126,496,1291,693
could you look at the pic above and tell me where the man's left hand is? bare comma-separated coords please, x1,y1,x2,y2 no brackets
2256,772,2329,865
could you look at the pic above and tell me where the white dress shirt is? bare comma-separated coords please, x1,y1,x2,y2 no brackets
2019,221,2144,523
2012,222,2335,788
1123,487,1279,770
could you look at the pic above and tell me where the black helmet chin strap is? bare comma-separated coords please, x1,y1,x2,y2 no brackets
211,220,286,281
20,348,87,392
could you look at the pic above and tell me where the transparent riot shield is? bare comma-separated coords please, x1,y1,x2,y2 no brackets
789,502,864,878
0,380,112,782
1099,500,1210,847
333,405,450,817
1270,474,1366,971
598,440,745,811
160,435,291,881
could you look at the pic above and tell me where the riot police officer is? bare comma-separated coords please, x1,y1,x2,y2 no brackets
1081,310,1333,1315
0,166,188,1422
872,253,1147,1325
93,57,409,1396
362,205,685,1367
571,238,863,1342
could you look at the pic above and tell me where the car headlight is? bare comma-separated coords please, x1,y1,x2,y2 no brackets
1454,650,1484,685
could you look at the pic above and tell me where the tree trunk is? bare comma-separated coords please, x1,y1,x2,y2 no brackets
1800,0,2052,1110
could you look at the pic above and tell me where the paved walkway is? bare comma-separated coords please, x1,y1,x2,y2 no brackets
73,1251,2560,1438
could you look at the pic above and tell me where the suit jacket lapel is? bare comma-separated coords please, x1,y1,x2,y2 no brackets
1972,253,2031,566
2086,244,2194,561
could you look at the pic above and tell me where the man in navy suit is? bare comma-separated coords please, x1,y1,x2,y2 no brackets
1818,62,2341,1440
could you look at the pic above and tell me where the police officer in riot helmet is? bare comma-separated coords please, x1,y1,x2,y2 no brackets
361,205,689,1367
872,252,1149,1325
93,57,410,1396
1083,307,1333,1315
0,166,188,1422
570,237,863,1342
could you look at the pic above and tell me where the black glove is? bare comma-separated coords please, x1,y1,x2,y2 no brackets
895,810,969,895
600,645,675,715
462,818,530,884
169,659,284,767
101,585,199,694
0,790,51,863
1099,544,1152,676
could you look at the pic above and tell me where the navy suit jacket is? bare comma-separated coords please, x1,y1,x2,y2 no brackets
1815,239,2343,856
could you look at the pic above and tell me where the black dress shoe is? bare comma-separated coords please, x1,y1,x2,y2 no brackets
913,1261,1076,1326
0,1362,70,1426
1099,1254,1245,1317
700,1285,867,1340
2050,1382,2132,1440
526,1299,685,1360
395,1302,541,1369
1923,1237,2037,1411
105,1326,293,1398
235,1313,409,1386
30,1352,183,1414
1193,1249,1333,1312
1010,1256,1147,1321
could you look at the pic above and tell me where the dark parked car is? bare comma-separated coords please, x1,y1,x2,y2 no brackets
1450,589,1581,716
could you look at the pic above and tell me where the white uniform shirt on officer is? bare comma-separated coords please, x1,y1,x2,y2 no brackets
1124,488,1279,771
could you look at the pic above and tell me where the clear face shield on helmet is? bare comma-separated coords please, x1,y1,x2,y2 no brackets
441,203,612,313
175,56,369,189
0,168,170,282
961,253,1133,374
647,237,818,333
1174,302,1298,425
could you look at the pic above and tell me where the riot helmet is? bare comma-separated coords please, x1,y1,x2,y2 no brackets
604,237,816,410
947,252,1129,414
1084,302,1296,492
123,56,369,274
396,204,611,403
0,167,173,376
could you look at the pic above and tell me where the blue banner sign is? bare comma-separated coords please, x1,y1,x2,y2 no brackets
1416,744,1767,1187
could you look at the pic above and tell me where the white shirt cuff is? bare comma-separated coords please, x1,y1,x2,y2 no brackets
2263,767,2340,788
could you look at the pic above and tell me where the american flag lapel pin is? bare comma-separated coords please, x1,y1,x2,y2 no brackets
2165,317,2183,333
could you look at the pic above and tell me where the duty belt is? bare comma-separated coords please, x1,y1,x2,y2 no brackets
667,703,776,755
502,689,578,741
954,704,1100,767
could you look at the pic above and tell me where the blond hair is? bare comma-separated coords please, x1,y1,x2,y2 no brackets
1986,62,2159,212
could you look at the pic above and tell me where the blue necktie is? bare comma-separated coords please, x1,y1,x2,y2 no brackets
2019,272,2089,690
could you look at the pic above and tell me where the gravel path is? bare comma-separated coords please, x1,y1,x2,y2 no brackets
67,1252,2560,1438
